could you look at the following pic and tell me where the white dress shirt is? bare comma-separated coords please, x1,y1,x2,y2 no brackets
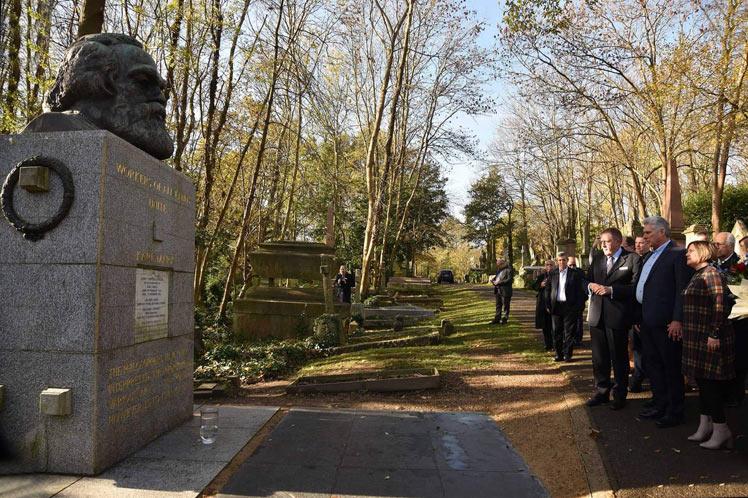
558,268,568,302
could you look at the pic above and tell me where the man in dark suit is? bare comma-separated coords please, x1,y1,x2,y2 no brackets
634,216,693,428
713,232,740,271
568,256,585,345
545,252,587,361
586,228,642,410
714,232,747,408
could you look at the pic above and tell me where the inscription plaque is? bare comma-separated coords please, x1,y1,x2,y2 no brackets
134,268,170,343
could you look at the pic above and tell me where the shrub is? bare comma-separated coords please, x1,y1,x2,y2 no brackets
684,185,748,231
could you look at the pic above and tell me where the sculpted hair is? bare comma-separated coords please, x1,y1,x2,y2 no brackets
601,227,623,242
46,34,143,112
687,240,716,264
642,215,671,238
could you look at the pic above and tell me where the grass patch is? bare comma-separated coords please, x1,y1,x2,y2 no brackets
297,286,548,378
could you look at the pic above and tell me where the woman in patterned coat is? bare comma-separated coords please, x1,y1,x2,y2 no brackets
682,240,736,449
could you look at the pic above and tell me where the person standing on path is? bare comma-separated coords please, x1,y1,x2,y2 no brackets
568,256,585,346
630,236,652,392
334,265,355,304
533,260,555,350
490,258,513,324
586,227,642,410
712,232,747,408
545,252,587,361
682,241,736,449
634,216,693,428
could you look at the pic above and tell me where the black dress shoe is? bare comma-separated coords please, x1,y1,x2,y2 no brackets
554,355,564,362
639,407,664,419
655,414,684,428
586,394,609,407
563,356,573,362
642,398,656,409
610,398,626,410
489,320,500,325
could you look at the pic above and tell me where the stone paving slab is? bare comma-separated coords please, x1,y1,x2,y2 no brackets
0,405,278,498
217,408,548,498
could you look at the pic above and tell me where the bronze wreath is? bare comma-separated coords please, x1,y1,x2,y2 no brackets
1,156,75,241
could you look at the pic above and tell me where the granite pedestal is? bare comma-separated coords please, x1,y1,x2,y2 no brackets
0,131,195,475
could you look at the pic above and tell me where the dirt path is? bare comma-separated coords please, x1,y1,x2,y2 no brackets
226,287,611,498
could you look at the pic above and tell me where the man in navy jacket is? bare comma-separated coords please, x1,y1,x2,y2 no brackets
634,216,693,428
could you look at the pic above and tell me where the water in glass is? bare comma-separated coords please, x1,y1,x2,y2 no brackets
200,407,219,444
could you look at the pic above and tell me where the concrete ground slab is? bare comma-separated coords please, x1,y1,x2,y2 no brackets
217,408,548,498
0,474,78,498
0,405,278,498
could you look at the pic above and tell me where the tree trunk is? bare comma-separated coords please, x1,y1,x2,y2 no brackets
77,0,105,36
218,0,284,320
2,0,22,133
359,0,414,299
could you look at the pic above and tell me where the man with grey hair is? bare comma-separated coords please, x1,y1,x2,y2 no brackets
23,33,174,160
713,232,739,273
713,232,747,409
634,216,693,427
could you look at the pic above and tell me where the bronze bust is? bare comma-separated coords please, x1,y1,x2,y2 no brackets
23,33,174,160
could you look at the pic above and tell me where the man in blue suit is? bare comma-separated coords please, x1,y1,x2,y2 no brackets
634,216,693,428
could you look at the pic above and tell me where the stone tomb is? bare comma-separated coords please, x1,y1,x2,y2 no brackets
0,131,195,475
234,241,350,340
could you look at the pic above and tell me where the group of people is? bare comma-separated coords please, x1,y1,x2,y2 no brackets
521,216,747,450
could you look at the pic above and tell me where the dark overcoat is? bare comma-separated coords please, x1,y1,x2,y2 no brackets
533,272,551,329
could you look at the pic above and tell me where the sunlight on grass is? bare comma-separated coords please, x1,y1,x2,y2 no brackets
297,285,548,377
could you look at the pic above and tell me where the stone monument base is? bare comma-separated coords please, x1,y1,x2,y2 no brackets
0,131,195,475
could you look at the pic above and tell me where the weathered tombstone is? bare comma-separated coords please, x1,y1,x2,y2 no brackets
440,319,455,337
0,34,195,475
732,219,748,259
684,224,710,246
556,238,577,257
234,241,350,340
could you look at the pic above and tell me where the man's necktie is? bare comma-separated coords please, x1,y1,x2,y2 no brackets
606,256,614,273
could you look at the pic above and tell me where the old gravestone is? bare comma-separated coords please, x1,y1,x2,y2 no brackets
0,34,195,475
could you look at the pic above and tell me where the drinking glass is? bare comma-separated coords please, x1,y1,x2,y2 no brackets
200,407,219,444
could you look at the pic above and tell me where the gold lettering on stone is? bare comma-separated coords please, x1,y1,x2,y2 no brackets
106,349,191,426
136,251,175,266
115,163,191,205
148,198,167,213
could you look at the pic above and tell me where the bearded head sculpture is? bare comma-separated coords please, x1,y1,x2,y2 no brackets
41,33,174,160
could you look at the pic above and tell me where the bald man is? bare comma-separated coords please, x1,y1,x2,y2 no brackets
714,232,740,273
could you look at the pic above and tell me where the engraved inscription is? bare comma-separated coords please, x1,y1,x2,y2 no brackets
136,251,175,266
106,349,191,426
134,269,169,343
115,163,191,205
149,198,167,212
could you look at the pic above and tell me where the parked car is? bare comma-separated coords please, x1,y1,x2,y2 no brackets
437,269,454,284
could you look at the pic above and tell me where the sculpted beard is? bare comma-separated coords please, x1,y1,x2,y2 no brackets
104,98,174,160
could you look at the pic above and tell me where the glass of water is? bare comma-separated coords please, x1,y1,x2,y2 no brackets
200,407,219,444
